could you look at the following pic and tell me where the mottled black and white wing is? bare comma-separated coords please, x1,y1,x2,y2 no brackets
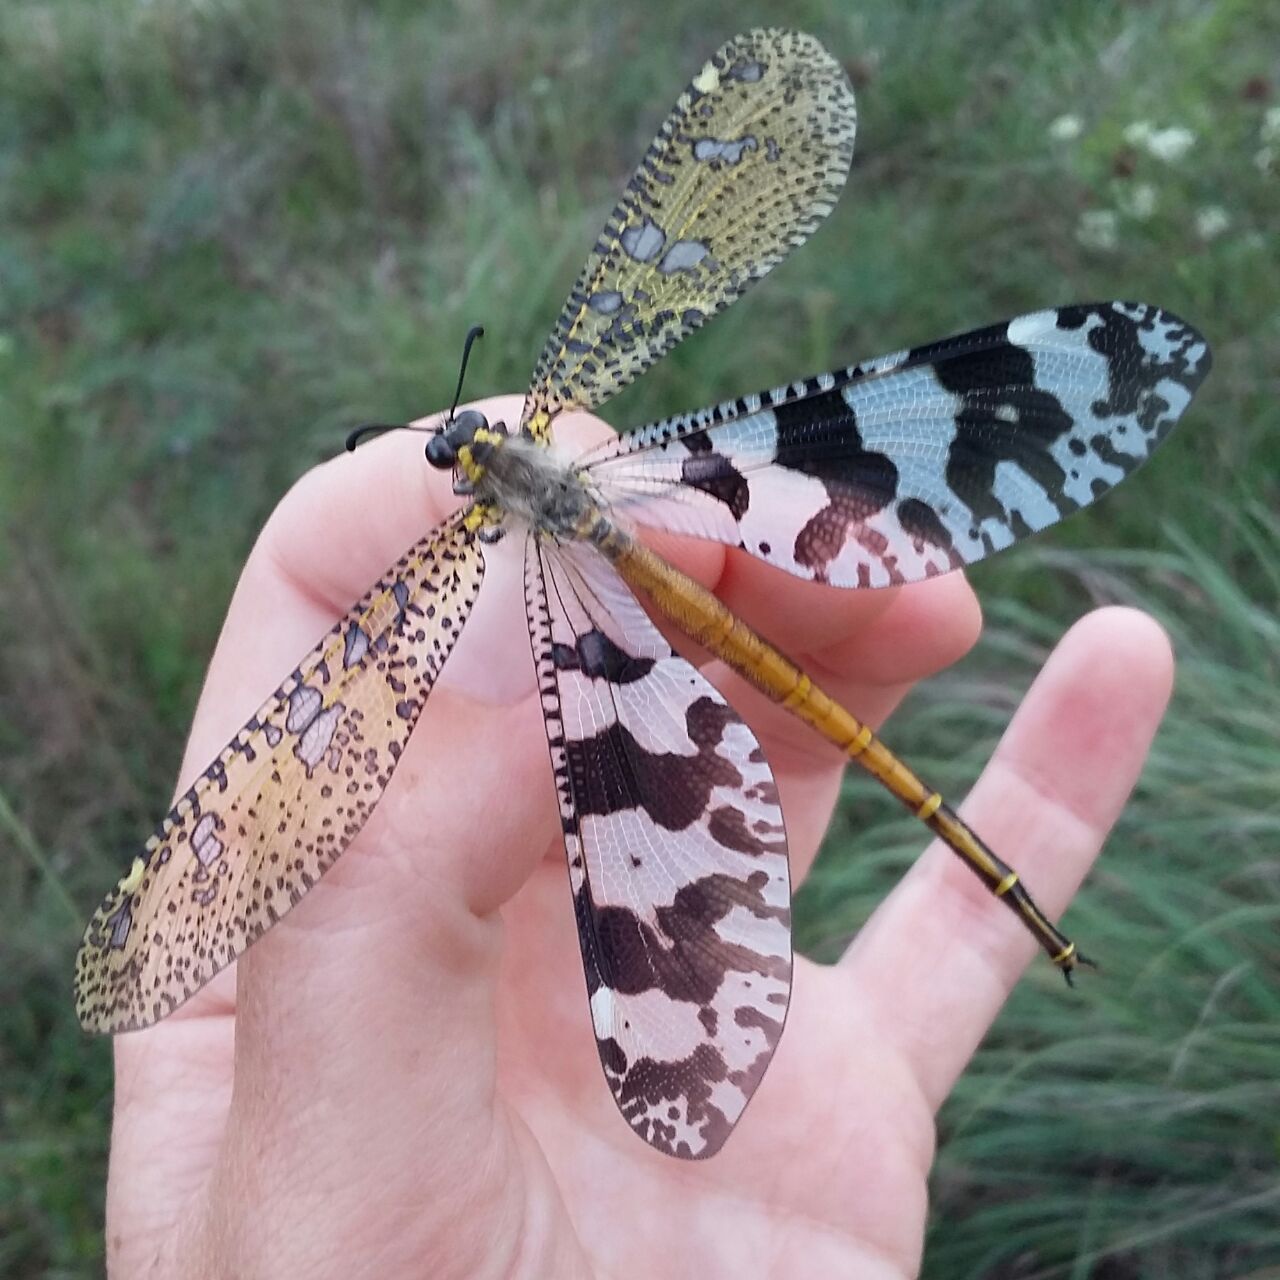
525,535,791,1158
582,302,1212,586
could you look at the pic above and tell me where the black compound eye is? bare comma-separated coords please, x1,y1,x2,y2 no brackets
425,434,456,468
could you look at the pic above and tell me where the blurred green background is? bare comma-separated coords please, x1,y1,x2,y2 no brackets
2,0,1277,1275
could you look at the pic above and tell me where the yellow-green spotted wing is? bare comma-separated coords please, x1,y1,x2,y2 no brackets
75,515,483,1033
520,28,856,443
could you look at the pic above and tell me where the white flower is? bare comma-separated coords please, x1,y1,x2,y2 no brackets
1261,106,1280,145
1255,146,1274,175
1145,126,1196,162
1076,209,1119,252
1048,114,1083,142
1121,182,1158,219
1195,206,1230,240
1123,121,1196,162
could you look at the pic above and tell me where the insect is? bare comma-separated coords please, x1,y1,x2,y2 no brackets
76,29,1210,1159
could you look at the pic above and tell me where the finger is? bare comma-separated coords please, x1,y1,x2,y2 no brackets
716,543,982,680
642,519,983,727
699,569,981,768
840,606,1174,1109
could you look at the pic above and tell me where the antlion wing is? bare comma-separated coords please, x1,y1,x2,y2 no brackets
525,535,791,1158
520,28,856,442
581,302,1212,586
75,514,484,1033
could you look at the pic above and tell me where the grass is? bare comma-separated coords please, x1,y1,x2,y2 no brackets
1,0,1277,1274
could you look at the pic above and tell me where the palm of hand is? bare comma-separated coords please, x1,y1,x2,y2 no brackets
106,402,1171,1278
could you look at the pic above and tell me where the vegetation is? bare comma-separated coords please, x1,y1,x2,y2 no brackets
2,1,1275,1274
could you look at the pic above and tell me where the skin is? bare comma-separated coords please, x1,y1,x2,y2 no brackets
104,397,1175,1278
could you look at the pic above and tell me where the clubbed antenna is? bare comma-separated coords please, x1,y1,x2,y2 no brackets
344,324,486,452
449,325,485,422
344,421,421,451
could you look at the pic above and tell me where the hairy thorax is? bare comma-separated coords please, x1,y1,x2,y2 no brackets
480,431,600,538
425,407,604,542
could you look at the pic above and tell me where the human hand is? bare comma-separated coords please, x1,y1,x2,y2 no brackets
103,398,1173,1278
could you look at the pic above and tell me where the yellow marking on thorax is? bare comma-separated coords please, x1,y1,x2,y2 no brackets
457,428,507,486
525,406,554,444
463,504,501,534
457,446,484,485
